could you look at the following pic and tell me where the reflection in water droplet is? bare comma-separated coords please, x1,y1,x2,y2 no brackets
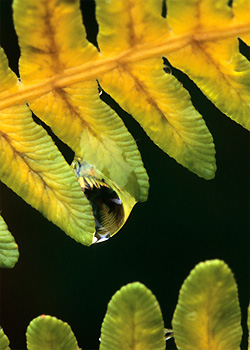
164,328,173,341
71,157,125,243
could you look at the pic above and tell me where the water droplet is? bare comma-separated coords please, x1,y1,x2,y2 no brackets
72,157,124,243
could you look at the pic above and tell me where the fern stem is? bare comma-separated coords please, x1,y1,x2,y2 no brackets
0,21,249,111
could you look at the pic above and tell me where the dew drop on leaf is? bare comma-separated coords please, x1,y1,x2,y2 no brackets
71,157,125,243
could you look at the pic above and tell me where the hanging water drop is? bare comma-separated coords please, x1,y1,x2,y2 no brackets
71,157,124,243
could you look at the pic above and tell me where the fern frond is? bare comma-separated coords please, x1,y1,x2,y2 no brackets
0,0,249,246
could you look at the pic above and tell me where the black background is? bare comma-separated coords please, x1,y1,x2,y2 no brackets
0,1,249,349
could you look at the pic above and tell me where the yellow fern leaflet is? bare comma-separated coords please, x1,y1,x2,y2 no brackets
12,0,149,240
173,260,242,350
0,46,95,246
167,0,250,130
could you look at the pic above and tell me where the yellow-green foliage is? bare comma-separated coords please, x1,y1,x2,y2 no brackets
0,0,249,257
0,260,247,350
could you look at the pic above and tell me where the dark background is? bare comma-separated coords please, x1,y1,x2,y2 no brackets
0,1,249,349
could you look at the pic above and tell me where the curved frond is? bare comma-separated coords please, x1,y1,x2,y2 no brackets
0,0,249,243
4,0,248,184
